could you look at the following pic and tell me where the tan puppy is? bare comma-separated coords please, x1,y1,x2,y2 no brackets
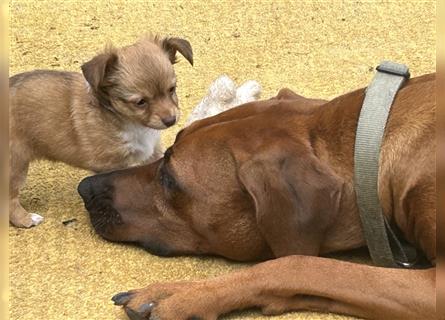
9,35,193,228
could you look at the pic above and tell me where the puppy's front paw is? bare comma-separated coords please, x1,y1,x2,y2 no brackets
10,211,44,228
113,281,218,320
30,213,44,226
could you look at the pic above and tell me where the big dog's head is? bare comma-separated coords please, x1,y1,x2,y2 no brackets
78,96,342,261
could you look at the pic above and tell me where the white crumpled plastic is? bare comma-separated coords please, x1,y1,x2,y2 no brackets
185,75,261,126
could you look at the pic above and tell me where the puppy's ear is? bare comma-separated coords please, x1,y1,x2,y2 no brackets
81,50,118,92
238,144,341,257
161,37,193,66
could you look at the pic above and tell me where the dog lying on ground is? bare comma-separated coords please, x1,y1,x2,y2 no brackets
9,35,193,228
78,73,435,319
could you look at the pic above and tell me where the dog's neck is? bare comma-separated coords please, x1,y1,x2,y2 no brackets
76,83,161,166
309,88,372,254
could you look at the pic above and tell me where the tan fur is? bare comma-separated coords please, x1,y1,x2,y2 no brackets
9,35,193,228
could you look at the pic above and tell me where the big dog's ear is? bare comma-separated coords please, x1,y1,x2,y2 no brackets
161,37,193,66
81,49,118,92
238,146,342,257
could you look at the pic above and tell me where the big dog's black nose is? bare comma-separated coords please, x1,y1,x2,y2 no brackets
78,174,112,203
78,173,122,235
78,176,94,203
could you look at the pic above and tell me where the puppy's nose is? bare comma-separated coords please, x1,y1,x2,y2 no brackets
162,116,176,127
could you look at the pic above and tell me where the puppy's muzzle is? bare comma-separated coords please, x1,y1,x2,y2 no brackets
78,174,123,235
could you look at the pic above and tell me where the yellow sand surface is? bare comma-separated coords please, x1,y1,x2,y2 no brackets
9,1,435,319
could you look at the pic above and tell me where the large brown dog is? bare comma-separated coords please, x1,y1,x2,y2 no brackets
78,73,436,319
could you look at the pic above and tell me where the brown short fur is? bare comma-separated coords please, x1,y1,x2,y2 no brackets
79,74,436,319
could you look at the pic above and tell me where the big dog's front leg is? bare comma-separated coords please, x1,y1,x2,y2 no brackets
114,255,435,320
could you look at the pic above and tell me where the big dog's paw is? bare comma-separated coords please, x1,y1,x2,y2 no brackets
112,281,218,320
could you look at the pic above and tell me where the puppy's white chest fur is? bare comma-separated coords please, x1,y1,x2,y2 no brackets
120,123,160,165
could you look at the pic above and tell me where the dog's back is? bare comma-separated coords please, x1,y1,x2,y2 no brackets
10,70,86,160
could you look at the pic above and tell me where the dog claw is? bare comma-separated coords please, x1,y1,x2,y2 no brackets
125,307,145,320
111,291,132,305
138,302,155,315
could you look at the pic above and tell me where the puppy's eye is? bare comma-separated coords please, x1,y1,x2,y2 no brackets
135,99,147,108
169,86,176,95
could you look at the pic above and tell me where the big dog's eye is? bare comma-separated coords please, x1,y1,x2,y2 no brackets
160,165,176,190
169,86,176,95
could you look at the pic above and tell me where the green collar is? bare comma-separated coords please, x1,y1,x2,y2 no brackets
353,61,418,268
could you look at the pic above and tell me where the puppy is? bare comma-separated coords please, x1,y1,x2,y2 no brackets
9,35,193,228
